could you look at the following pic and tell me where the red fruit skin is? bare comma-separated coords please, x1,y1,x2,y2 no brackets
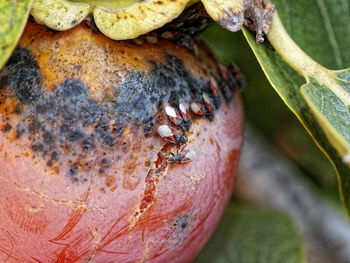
0,22,244,262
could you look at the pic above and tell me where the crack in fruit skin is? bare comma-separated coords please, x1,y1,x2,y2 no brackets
0,21,244,262
15,183,106,216
131,151,169,229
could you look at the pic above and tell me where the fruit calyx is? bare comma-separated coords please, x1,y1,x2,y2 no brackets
30,0,275,42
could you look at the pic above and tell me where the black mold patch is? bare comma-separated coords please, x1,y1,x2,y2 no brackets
0,47,41,104
0,46,240,184
15,78,121,161
115,54,217,122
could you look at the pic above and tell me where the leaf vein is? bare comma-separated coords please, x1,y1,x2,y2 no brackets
316,0,343,69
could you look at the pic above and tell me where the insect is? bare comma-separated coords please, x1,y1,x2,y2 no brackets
202,92,212,112
167,147,196,167
208,77,219,96
218,64,230,79
179,102,191,130
191,97,214,121
158,125,187,146
218,63,245,93
165,105,182,124
165,104,189,131
228,64,245,91
190,102,205,116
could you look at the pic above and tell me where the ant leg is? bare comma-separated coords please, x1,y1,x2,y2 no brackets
178,145,186,153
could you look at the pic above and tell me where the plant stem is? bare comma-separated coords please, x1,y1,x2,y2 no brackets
266,11,327,78
266,12,350,105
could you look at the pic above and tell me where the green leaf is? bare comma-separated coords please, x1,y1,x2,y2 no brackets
192,204,305,263
301,77,350,158
0,0,33,70
242,0,350,213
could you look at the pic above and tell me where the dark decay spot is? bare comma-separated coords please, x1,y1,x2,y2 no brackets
101,158,108,166
43,131,53,145
173,215,188,231
69,165,80,181
14,106,21,114
122,142,127,152
82,136,95,150
0,46,238,183
0,47,41,104
51,151,58,160
15,124,24,138
3,123,12,132
32,144,44,152
67,130,84,142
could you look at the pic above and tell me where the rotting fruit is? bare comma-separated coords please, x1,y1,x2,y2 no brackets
0,6,246,263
